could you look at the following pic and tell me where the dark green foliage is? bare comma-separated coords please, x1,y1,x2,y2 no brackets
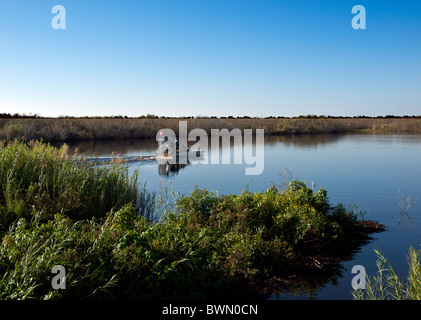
0,140,141,236
0,141,376,300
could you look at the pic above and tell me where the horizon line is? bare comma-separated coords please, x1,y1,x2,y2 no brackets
2,113,421,120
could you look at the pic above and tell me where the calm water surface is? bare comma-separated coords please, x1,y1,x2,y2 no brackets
63,133,421,300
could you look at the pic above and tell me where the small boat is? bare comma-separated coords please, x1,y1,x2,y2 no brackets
156,135,203,164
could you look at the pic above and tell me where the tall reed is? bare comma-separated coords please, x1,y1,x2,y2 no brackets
0,140,150,235
2,117,421,142
353,247,421,300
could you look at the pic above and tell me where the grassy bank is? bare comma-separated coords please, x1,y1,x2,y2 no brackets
0,141,384,299
0,141,142,231
1,116,421,142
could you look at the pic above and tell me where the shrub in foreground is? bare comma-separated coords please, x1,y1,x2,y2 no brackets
0,181,374,299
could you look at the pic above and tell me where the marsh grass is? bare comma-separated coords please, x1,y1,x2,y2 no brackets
0,141,383,299
2,117,421,142
1,179,378,300
352,247,421,300
0,140,148,235
397,190,419,227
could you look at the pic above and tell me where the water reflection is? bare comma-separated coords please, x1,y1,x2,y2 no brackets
52,138,158,157
54,134,350,156
53,133,421,157
264,133,345,148
158,162,189,176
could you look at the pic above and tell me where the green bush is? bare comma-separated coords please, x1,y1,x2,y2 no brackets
0,141,377,299
174,180,368,277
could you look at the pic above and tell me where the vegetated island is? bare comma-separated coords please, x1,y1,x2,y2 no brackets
1,113,421,142
0,141,385,299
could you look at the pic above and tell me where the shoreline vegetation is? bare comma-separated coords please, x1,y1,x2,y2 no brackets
0,141,386,300
1,114,421,142
353,247,421,300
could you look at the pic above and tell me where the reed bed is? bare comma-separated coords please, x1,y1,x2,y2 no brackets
1,117,421,142
0,140,142,234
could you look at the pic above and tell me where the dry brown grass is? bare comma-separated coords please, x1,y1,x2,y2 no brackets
1,117,421,142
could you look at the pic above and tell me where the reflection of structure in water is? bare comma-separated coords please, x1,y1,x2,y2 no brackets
156,138,190,177
156,131,204,177
158,162,189,176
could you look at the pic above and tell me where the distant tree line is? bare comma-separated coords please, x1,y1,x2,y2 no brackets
0,113,42,119
1,113,421,120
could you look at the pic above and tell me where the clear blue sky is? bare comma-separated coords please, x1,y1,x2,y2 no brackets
1,0,420,117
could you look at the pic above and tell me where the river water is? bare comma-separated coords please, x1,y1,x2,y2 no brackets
61,133,421,300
